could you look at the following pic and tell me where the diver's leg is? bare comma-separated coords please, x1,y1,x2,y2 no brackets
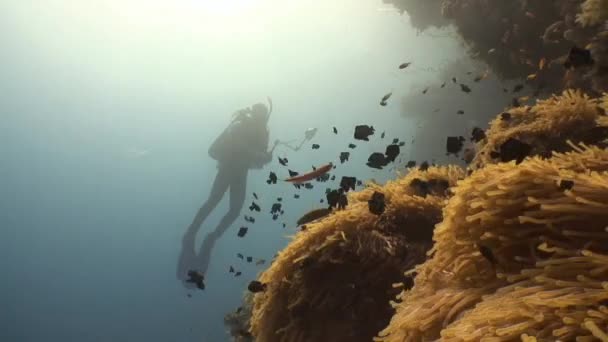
195,168,248,275
185,170,231,237
177,168,230,281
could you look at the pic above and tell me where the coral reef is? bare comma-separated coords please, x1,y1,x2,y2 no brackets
224,294,254,342
248,166,464,342
378,143,608,341
237,91,608,342
470,89,608,170
224,3,608,340
386,0,608,94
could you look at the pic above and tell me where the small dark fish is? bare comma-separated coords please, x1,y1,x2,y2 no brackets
256,259,266,265
246,256,253,263
564,46,594,69
249,202,261,212
479,244,497,265
237,253,244,259
266,172,277,185
399,62,411,69
367,152,388,169
294,194,300,199
385,144,400,163
326,189,341,208
282,222,286,228
452,77,457,83
330,175,336,181
244,215,255,223
186,270,205,290
399,141,405,146
498,138,532,164
297,208,332,226
235,271,242,277
354,125,375,141
457,110,464,115
441,82,446,88
406,160,416,168
501,112,511,121
278,157,288,166
333,127,338,134
339,152,350,163
304,183,314,189
511,98,521,107
340,176,357,192
466,71,472,75
248,281,267,293
471,127,486,142
392,138,399,144
288,169,299,177
368,191,386,215
446,136,465,155
187,293,192,298
381,92,392,103
270,203,282,215
237,227,248,238
229,266,235,273
460,84,471,93
381,131,385,139
312,144,320,149
559,180,574,191
473,75,483,82
380,101,387,107
422,87,429,94
253,193,258,199
348,143,356,149
338,192,348,209
512,84,524,93
419,161,429,171
319,199,324,203
272,214,278,221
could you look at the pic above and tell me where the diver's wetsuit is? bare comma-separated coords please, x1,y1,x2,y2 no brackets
178,114,272,282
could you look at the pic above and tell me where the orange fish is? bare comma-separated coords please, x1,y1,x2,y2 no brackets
284,163,333,184
539,58,546,70
527,73,537,81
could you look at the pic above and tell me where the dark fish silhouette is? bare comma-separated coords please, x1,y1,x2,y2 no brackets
248,281,267,293
471,127,486,142
385,144,400,163
237,227,248,238
564,46,594,69
249,202,261,212
297,208,332,226
368,191,386,215
399,62,411,69
266,172,277,185
367,153,388,169
340,176,357,192
339,152,350,163
354,125,375,141
446,136,465,155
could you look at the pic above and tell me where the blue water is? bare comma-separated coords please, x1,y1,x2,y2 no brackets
0,1,511,341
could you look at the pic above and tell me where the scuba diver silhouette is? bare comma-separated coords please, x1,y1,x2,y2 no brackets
177,98,278,284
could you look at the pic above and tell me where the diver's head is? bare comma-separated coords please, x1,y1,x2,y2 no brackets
249,103,270,125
